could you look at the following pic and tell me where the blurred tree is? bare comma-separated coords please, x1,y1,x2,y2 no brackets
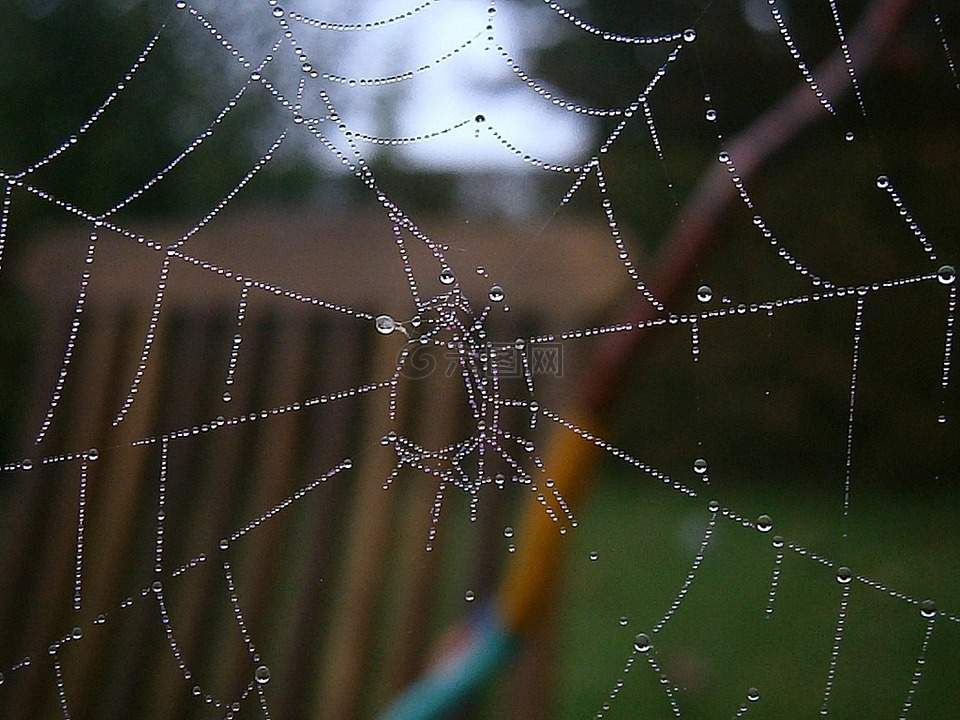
0,0,319,222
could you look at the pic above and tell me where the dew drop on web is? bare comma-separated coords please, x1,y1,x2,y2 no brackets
255,665,271,684
375,314,396,335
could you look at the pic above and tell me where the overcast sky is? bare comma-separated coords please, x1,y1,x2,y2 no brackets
297,0,594,170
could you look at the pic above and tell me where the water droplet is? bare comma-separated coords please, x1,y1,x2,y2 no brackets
20,458,33,471
844,131,855,142
876,175,890,189
718,151,730,163
588,551,599,561
175,0,187,8
503,526,514,538
619,616,628,626
255,665,271,684
937,265,956,285
439,268,455,285
633,633,651,652
708,499,720,512
693,458,708,474
222,391,232,403
219,539,229,550
152,580,163,593
95,614,106,624
772,535,785,549
697,285,713,303
475,114,485,123
683,28,697,42
747,687,761,702
756,514,773,533
920,599,937,618
272,6,284,18
343,458,353,469
705,108,717,122
375,315,396,335
464,589,476,602
86,448,100,462
836,566,853,584
71,626,83,640
488,285,505,303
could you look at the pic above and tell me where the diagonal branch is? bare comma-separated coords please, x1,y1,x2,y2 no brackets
583,0,918,417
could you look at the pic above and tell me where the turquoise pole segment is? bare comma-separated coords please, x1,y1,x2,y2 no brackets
375,611,516,720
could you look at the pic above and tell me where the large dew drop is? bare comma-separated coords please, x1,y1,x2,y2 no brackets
633,633,652,652
756,514,773,533
439,268,455,285
836,566,853,584
937,265,956,285
697,285,713,303
375,315,396,335
255,665,271,684
488,285,505,303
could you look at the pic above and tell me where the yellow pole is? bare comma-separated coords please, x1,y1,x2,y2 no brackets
497,410,603,634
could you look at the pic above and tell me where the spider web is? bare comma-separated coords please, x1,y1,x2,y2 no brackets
1,1,959,719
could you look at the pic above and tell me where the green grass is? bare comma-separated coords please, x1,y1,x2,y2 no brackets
554,475,960,719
